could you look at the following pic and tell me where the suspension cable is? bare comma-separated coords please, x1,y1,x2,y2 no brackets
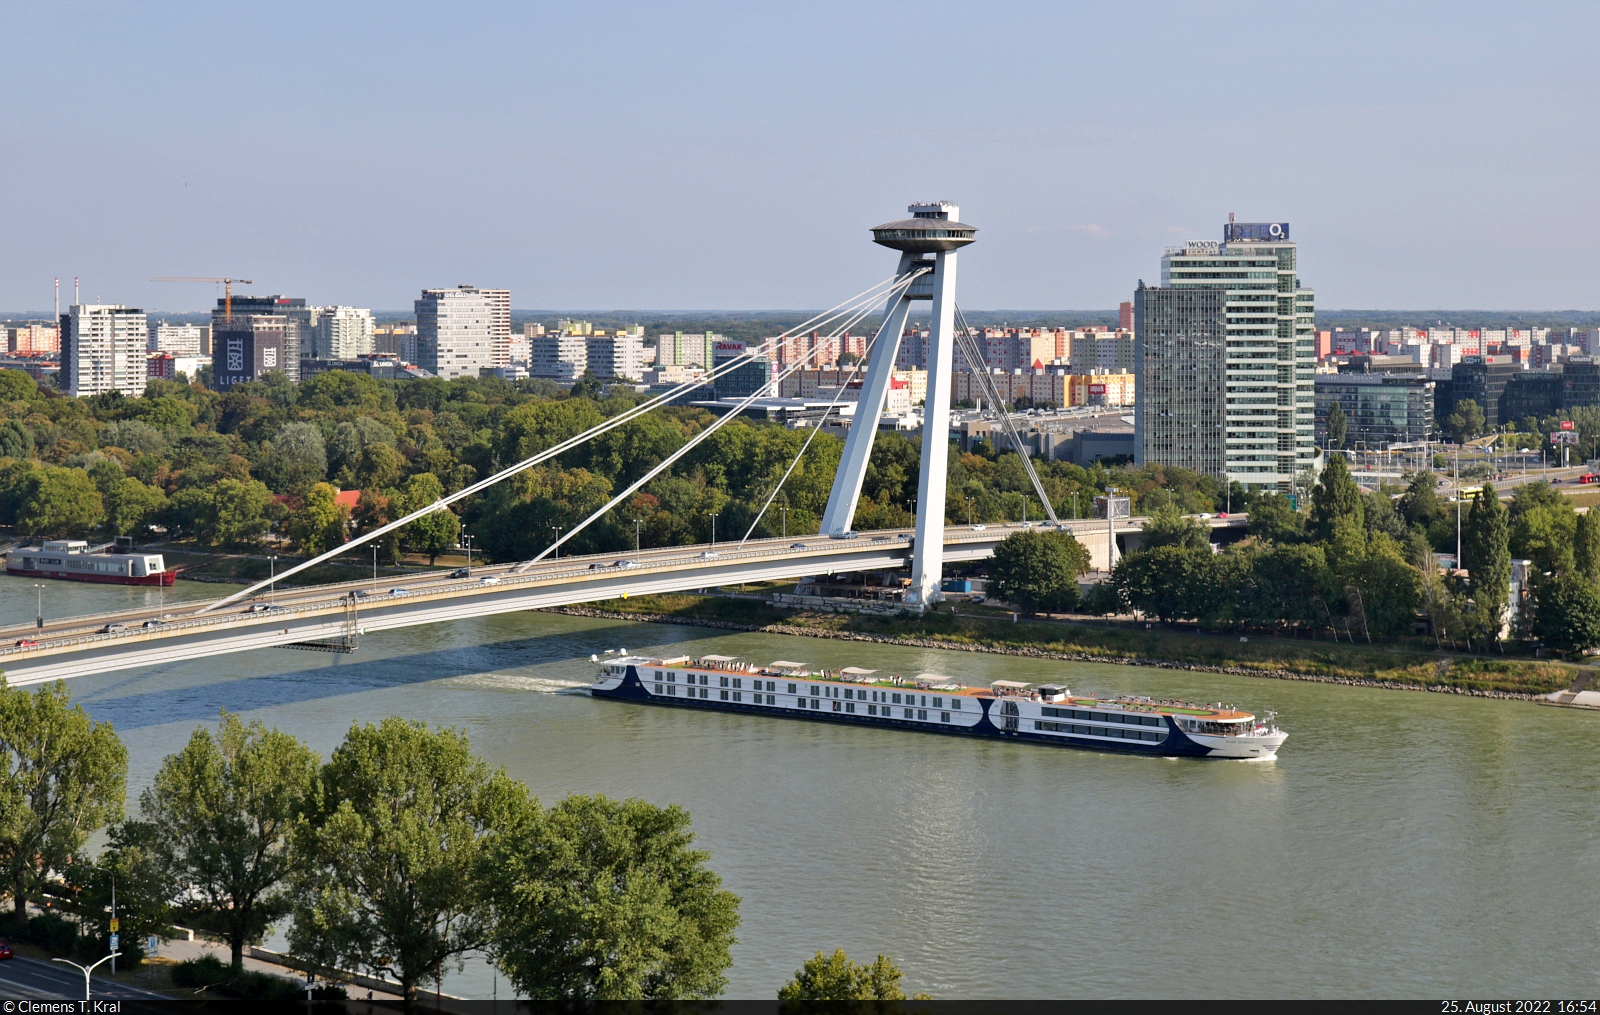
196,272,918,613
952,304,1059,523
517,270,927,567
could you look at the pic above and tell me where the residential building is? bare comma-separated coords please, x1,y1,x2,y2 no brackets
415,286,494,380
530,331,587,381
1135,221,1316,490
507,335,530,366
657,331,721,369
211,314,289,391
1314,374,1435,446
522,322,546,338
585,328,645,380
145,351,200,381
150,321,203,357
218,296,309,381
1067,329,1135,374
314,307,376,360
59,304,148,397
1119,301,1133,330
474,287,511,366
7,323,59,354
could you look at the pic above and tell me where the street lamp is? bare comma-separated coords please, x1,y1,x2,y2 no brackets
631,517,642,554
548,524,560,559
53,953,120,1001
778,506,789,539
709,512,719,546
33,583,44,629
463,532,474,569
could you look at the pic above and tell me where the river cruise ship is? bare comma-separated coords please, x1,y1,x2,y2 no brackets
6,540,177,586
588,653,1286,759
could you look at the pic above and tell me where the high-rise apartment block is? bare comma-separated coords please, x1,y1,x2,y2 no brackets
1119,301,1134,330
585,329,645,381
60,304,148,397
477,288,511,366
531,332,588,381
1135,221,1316,490
374,322,417,362
657,331,720,369
314,306,376,360
415,286,495,379
151,321,204,357
7,323,59,354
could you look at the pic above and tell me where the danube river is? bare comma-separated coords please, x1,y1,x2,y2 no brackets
4,575,1598,999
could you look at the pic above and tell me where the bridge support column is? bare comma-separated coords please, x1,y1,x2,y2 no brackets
905,244,958,611
820,252,918,536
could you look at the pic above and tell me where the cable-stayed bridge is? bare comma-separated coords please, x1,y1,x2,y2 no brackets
0,200,1245,686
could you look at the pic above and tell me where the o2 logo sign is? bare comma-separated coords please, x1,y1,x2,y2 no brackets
1224,222,1290,242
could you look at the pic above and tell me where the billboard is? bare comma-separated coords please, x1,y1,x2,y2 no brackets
1223,222,1290,242
1088,383,1107,394
1561,420,1575,430
712,340,747,360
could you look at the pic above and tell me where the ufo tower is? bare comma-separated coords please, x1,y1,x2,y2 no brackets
819,200,976,610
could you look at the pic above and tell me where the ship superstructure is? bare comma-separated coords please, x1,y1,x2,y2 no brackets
6,540,176,586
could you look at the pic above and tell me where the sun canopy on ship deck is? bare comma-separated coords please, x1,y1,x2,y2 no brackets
700,654,740,663
770,661,809,670
840,666,878,676
990,680,1030,689
914,673,958,683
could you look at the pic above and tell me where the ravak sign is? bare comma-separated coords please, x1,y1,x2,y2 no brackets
1224,222,1290,242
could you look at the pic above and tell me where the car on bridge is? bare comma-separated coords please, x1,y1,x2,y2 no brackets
450,568,471,578
14,639,37,649
388,587,413,596
102,623,127,633
142,619,164,629
699,551,719,559
248,603,282,613
480,576,502,585
348,590,371,599
790,543,808,550
614,559,641,569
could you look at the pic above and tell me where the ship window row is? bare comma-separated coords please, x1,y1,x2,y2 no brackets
1041,707,1162,727
1036,720,1162,741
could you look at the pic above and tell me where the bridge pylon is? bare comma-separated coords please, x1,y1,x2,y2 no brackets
819,201,977,611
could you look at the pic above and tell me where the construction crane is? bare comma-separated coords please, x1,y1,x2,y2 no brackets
150,277,254,322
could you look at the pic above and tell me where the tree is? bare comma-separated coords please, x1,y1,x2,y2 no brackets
1399,472,1444,528
1444,399,1486,443
289,482,349,555
1139,503,1210,551
1247,493,1304,544
1325,402,1348,450
1508,481,1577,575
139,711,318,968
289,718,529,1004
1308,454,1363,543
1575,510,1600,581
257,422,327,493
489,794,740,1000
986,530,1091,613
1531,574,1600,654
778,949,924,1000
1461,482,1510,644
0,680,127,928
16,466,104,536
103,476,167,536
399,473,459,565
67,820,176,962
1114,546,1212,624
212,479,280,549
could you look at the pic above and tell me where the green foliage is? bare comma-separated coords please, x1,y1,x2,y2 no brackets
1114,545,1213,624
17,465,104,536
1531,574,1600,654
1507,482,1577,575
1462,483,1510,643
26,912,80,954
489,794,740,1000
1444,399,1487,442
778,949,923,1000
257,422,327,493
1325,402,1348,449
1575,510,1600,581
171,953,322,1000
1309,454,1363,543
398,473,460,564
103,476,167,536
289,717,531,1003
0,680,127,926
67,819,176,966
986,529,1091,613
168,478,281,548
1140,504,1210,551
0,369,39,402
289,482,350,555
140,711,318,967
1248,493,1304,544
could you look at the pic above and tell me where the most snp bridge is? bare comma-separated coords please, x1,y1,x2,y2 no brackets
0,516,1249,687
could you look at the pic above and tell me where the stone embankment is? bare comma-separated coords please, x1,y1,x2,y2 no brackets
543,604,1545,702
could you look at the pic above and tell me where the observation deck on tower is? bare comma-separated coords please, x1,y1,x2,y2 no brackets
871,200,977,252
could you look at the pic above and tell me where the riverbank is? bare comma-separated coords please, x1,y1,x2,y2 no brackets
545,593,1574,699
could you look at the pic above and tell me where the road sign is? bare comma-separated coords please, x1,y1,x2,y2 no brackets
108,918,118,933
147,935,159,958
108,933,119,952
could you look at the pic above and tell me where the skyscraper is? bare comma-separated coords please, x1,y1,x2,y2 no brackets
217,296,309,381
415,286,494,379
60,304,148,397
1135,221,1316,491
212,315,288,391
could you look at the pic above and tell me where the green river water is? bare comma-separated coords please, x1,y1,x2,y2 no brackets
3,575,1598,999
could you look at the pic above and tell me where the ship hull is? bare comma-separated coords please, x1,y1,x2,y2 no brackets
591,665,1234,758
6,566,177,586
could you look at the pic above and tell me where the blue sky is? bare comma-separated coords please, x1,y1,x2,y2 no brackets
3,1,1597,313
